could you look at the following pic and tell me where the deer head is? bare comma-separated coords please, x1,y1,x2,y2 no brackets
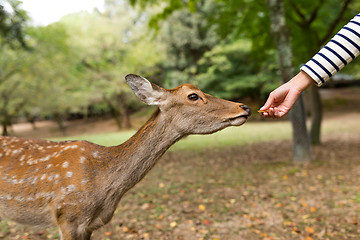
125,74,251,135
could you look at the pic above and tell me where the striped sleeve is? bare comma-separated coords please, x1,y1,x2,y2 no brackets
300,13,360,86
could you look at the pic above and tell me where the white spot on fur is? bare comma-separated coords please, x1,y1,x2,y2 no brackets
27,196,35,201
39,155,51,162
62,162,69,168
12,149,23,155
0,195,13,200
66,172,73,178
92,151,100,158
66,185,75,192
31,176,38,184
60,185,76,199
63,145,77,151
48,174,55,181
79,156,85,164
14,196,25,202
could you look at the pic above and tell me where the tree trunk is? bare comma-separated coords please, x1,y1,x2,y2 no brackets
2,122,9,136
121,106,131,129
267,0,312,162
54,113,67,136
1,111,11,136
119,95,132,129
104,97,123,129
309,85,322,145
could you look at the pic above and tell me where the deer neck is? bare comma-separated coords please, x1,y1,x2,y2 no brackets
108,108,183,194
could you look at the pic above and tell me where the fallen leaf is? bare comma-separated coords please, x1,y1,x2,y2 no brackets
170,221,177,228
292,227,301,234
104,232,112,236
202,219,211,225
305,226,315,234
301,202,308,208
198,204,206,211
283,221,294,227
141,203,151,210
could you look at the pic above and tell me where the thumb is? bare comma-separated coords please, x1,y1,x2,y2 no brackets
260,94,274,110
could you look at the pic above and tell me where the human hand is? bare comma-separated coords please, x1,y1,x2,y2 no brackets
259,71,314,118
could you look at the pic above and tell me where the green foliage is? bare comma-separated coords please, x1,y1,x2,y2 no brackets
285,0,358,64
194,40,279,100
158,1,222,88
59,2,166,128
24,24,84,115
0,0,28,48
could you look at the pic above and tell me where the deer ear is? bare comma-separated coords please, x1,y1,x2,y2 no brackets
125,74,166,105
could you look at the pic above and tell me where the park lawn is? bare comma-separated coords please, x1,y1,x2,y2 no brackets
1,113,360,239
52,112,359,151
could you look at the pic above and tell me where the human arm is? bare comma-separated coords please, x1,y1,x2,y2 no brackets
260,13,360,118
300,13,360,86
259,71,313,118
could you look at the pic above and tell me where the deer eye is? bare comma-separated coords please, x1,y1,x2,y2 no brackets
188,93,199,101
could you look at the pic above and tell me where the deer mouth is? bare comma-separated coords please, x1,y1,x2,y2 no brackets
227,114,249,126
229,114,248,121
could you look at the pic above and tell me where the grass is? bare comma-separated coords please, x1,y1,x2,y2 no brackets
52,112,359,152
52,120,294,150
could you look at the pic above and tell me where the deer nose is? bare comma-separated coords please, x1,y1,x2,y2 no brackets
240,104,251,116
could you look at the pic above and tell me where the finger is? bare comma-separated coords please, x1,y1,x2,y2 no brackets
260,93,276,110
268,107,275,118
274,108,283,118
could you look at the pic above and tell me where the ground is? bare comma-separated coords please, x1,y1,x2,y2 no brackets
0,88,359,240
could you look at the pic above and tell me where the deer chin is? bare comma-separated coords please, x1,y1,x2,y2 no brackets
228,115,248,126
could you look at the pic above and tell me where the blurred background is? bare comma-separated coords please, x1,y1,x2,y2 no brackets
0,0,360,239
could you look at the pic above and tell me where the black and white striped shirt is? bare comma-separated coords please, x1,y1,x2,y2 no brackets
300,13,360,86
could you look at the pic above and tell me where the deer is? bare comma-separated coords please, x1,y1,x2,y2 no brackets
0,74,251,239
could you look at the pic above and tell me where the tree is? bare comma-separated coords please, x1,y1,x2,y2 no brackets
267,0,312,162
159,1,220,87
0,0,29,135
0,0,28,48
0,46,28,135
60,3,165,129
